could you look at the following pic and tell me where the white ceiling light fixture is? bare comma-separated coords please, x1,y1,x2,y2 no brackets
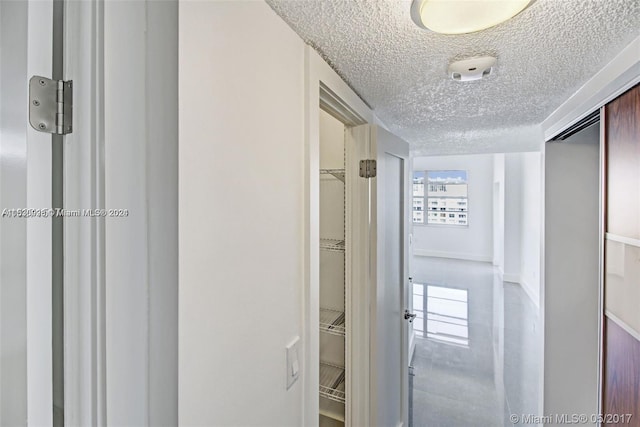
410,0,534,35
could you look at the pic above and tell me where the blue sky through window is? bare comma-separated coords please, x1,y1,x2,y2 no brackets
427,170,467,184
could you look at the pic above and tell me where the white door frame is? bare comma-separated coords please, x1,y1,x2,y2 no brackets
63,1,179,424
303,46,374,427
63,1,107,424
345,123,373,427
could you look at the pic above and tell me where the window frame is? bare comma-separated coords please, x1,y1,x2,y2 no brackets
412,169,469,227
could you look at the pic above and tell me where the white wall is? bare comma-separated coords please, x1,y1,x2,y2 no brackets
179,2,304,425
501,152,542,307
504,154,523,281
413,154,494,262
520,152,542,306
543,124,600,423
493,154,505,270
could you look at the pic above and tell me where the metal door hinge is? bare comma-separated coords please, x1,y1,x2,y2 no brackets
359,159,377,178
29,76,73,135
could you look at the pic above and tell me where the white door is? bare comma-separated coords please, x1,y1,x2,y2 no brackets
0,0,55,424
370,126,410,427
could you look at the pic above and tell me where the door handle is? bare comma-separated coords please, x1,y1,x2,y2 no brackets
404,310,417,323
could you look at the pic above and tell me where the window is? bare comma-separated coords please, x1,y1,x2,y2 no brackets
412,171,425,223
412,170,468,226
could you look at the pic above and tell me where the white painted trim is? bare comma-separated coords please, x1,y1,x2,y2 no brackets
304,45,373,427
64,1,107,424
413,249,492,263
543,35,640,140
303,47,320,427
502,274,540,308
64,2,178,424
103,1,152,416
402,134,411,427
502,273,520,284
605,311,640,343
606,232,640,248
346,124,372,427
519,278,540,310
597,106,606,419
538,141,546,421
104,2,178,423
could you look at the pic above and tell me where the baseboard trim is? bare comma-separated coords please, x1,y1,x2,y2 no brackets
413,249,492,263
502,274,539,308
503,273,520,283
519,278,540,309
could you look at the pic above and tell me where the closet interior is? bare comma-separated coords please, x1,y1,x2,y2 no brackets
318,109,348,427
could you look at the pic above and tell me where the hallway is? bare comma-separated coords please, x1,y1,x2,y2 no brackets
410,257,540,427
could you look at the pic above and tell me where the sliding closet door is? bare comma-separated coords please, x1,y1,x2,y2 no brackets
602,84,640,424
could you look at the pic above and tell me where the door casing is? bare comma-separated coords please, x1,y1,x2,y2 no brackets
305,45,412,427
304,46,375,427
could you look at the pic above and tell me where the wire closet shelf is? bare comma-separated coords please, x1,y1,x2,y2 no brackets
319,307,346,337
320,168,345,183
320,238,345,252
319,362,346,403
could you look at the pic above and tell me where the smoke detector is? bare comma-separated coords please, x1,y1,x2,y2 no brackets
448,56,496,81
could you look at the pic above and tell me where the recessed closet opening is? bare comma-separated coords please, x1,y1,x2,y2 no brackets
308,62,411,427
318,109,347,426
544,116,602,418
315,83,371,427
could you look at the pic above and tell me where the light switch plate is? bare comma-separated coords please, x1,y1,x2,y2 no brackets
285,337,300,390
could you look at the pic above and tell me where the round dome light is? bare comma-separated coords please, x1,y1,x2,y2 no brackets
411,0,533,35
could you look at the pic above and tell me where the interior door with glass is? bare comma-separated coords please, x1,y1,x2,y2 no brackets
369,125,410,427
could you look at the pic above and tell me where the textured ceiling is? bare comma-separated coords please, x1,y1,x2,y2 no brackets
266,0,639,154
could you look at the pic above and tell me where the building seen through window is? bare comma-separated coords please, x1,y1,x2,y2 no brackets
413,170,468,226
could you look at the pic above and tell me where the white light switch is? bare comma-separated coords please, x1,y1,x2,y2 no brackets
286,337,300,390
